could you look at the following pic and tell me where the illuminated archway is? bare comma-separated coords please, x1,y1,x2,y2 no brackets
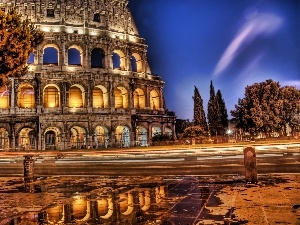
43,84,60,108
119,193,134,216
18,128,36,150
112,50,126,70
94,126,109,148
136,126,147,147
44,127,61,150
132,53,142,72
164,127,173,137
151,126,161,137
115,126,130,148
17,84,35,108
70,126,87,149
68,45,83,66
69,85,85,108
0,128,9,150
114,86,128,109
93,85,108,108
0,86,9,109
72,196,88,220
47,204,64,224
99,196,114,220
43,44,59,65
133,88,145,109
139,190,151,211
150,90,160,110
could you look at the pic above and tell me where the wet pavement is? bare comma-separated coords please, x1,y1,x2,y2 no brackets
0,174,299,225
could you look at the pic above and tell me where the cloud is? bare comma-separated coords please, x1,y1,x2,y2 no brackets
213,12,282,77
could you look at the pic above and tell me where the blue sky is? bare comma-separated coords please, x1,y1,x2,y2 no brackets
129,0,300,120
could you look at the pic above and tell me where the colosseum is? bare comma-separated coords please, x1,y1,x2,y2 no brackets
0,0,176,150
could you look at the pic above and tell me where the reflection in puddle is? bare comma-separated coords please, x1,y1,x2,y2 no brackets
0,175,298,224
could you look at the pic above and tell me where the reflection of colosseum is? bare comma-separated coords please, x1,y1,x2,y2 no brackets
0,0,176,150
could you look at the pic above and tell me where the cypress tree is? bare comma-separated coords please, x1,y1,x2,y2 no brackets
216,89,228,132
207,80,217,134
193,85,208,130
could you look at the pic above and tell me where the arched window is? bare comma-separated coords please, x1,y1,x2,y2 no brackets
131,56,137,72
44,86,59,108
27,53,34,64
151,126,161,137
43,47,58,65
91,48,104,68
93,86,108,108
112,53,121,69
150,90,160,110
0,86,9,109
69,86,84,108
133,88,145,109
18,84,35,108
68,48,81,66
114,87,128,109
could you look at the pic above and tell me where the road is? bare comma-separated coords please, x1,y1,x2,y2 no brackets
0,142,299,176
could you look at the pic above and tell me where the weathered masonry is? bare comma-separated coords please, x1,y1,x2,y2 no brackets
0,0,176,150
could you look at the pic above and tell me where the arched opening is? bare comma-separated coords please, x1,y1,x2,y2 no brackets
17,84,35,108
91,48,104,68
43,85,60,108
132,53,143,72
68,47,82,66
136,126,147,146
112,50,125,70
45,130,56,150
114,87,128,109
165,127,173,137
115,126,130,148
70,126,87,149
139,190,151,211
119,193,134,216
0,86,9,109
131,55,137,72
99,197,114,220
93,85,108,108
72,196,87,220
43,46,58,65
94,126,109,148
150,90,160,110
0,128,9,150
151,126,161,137
133,88,145,109
69,85,84,108
47,205,64,224
27,53,34,64
18,128,36,150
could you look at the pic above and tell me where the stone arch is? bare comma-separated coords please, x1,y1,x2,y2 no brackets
17,83,35,108
44,127,61,150
69,84,85,108
18,127,36,150
0,85,9,109
72,196,88,221
115,125,130,148
43,84,60,108
99,196,114,220
70,125,87,149
164,126,173,136
150,90,160,110
46,204,64,224
133,88,145,109
119,193,134,216
139,190,151,211
43,44,59,65
0,128,9,150
91,48,105,68
93,85,109,108
114,86,128,109
131,53,143,72
151,126,161,137
94,125,109,148
136,126,148,147
112,49,126,70
68,45,83,66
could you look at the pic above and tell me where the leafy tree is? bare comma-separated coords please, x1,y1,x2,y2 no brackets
175,119,192,136
182,125,207,138
231,79,300,136
193,85,208,130
0,9,44,85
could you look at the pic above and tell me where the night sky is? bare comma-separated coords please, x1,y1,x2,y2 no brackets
128,0,300,120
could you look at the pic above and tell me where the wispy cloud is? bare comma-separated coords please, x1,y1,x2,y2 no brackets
213,12,282,77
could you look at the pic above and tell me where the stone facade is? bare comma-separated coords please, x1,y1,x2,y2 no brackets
0,0,176,150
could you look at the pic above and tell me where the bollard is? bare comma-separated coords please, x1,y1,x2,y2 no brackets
23,155,35,193
243,147,258,184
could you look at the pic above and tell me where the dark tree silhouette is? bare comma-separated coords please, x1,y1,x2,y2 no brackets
193,85,208,130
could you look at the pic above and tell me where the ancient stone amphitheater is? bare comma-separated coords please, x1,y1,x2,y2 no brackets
0,0,176,150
